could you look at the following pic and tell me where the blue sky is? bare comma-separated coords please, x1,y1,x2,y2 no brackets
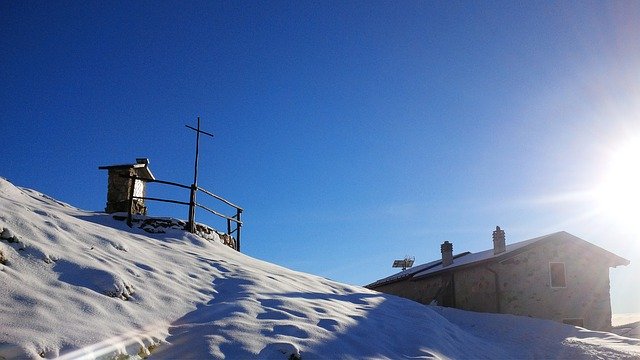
2,1,639,312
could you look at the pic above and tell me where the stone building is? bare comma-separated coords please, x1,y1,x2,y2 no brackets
99,158,155,215
366,228,629,330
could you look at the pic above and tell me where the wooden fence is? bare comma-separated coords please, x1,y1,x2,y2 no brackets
124,175,243,251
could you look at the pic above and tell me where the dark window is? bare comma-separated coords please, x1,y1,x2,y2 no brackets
563,318,584,327
549,262,566,288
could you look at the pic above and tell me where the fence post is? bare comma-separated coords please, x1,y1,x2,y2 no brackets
127,175,136,227
236,209,242,252
187,184,197,233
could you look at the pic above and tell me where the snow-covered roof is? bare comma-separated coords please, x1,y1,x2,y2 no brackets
412,232,558,279
365,252,470,288
368,231,630,288
98,158,155,180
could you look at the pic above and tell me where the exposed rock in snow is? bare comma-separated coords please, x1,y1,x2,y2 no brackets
1,227,15,240
256,342,301,360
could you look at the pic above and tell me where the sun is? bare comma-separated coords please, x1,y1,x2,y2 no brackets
596,137,640,233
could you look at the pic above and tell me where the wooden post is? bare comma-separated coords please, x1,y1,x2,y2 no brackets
188,184,196,233
126,175,136,227
185,116,213,233
236,209,242,252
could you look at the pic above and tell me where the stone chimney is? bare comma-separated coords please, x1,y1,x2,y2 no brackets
492,226,506,255
441,241,453,267
99,158,155,215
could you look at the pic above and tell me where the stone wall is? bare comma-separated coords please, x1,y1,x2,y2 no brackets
489,240,612,330
371,239,615,331
371,274,453,306
133,217,237,251
453,266,499,313
105,168,148,215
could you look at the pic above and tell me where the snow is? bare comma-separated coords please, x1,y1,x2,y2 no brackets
368,233,568,288
365,257,443,287
612,314,640,339
1,177,639,359
370,231,628,289
613,314,640,327
412,234,553,278
411,232,599,279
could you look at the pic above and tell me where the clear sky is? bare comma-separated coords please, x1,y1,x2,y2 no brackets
2,1,639,312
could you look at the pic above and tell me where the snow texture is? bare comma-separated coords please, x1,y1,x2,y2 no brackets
1,177,639,359
612,314,640,339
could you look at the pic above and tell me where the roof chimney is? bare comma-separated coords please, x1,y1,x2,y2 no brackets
492,226,506,255
441,241,453,267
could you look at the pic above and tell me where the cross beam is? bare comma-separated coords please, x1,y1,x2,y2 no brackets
186,116,213,232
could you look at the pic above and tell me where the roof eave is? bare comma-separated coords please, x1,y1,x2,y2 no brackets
137,167,155,181
413,234,566,280
611,258,630,267
98,164,155,180
412,256,491,280
368,252,471,288
411,232,631,280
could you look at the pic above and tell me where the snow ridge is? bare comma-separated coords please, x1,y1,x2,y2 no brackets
1,177,639,359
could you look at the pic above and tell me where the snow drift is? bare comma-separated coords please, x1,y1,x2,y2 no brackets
1,177,639,359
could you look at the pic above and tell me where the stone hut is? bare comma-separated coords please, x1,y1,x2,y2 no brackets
99,158,155,215
366,228,629,331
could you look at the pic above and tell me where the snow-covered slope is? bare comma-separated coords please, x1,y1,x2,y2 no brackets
1,178,639,359
613,314,640,339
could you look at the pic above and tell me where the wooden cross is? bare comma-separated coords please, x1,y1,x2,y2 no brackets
185,116,214,232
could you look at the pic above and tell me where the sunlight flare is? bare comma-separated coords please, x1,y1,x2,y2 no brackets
596,137,640,233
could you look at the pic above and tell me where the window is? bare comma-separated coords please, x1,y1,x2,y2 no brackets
549,262,566,288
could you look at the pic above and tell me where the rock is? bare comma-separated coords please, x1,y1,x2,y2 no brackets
257,342,301,360
1,228,13,240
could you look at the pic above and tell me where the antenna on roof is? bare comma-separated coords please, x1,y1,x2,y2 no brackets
392,256,415,271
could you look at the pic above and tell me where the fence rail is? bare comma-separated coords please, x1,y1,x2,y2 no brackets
122,175,243,251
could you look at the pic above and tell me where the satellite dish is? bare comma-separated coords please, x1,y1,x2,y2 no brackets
392,256,415,271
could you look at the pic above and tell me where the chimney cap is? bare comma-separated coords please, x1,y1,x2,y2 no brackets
441,240,453,252
136,158,150,165
492,225,506,254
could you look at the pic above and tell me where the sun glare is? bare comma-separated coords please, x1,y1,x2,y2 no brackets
597,137,640,233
